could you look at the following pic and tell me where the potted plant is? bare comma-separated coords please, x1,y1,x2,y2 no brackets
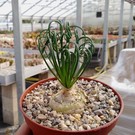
20,20,124,135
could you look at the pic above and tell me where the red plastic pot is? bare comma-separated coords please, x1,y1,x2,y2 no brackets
20,77,124,135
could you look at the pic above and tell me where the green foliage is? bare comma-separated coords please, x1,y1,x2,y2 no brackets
0,30,13,34
37,20,95,89
86,26,103,35
0,58,13,66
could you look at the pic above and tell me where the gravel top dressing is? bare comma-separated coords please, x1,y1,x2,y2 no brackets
22,79,120,131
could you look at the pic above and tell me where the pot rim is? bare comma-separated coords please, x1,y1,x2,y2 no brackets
20,77,124,133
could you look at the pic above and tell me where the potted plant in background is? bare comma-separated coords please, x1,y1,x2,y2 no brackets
20,20,124,135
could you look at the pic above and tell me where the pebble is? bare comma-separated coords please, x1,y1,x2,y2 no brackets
46,121,52,127
87,115,94,121
27,104,33,109
83,124,91,130
108,99,114,105
41,108,47,114
100,115,106,120
52,119,61,126
35,118,41,123
99,95,105,101
78,126,84,131
91,123,99,129
92,105,99,110
94,115,101,123
69,126,76,131
34,96,40,100
34,92,40,95
90,89,97,95
23,79,120,131
69,115,75,121
65,120,71,126
37,114,46,120
94,109,103,115
60,122,69,130
26,111,32,118
109,109,116,116
73,114,81,120
51,110,57,117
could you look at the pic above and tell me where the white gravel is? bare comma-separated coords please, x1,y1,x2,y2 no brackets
22,79,120,131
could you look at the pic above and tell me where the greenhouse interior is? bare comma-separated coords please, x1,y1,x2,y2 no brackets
0,0,135,134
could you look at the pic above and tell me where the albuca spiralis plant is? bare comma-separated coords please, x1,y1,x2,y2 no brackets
37,20,95,114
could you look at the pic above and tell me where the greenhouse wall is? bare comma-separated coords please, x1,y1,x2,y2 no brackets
67,12,132,28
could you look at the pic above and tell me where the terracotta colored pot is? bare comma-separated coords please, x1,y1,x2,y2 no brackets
20,77,124,135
